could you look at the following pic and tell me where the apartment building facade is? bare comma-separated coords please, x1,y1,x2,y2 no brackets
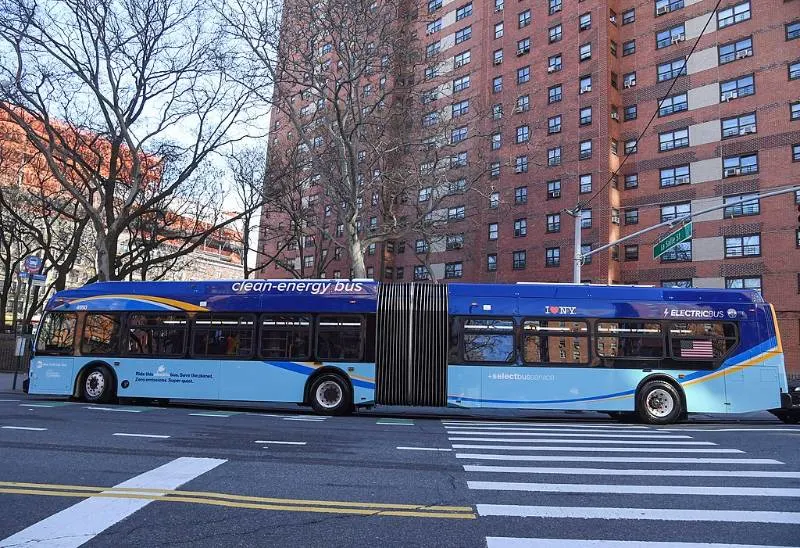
260,0,800,374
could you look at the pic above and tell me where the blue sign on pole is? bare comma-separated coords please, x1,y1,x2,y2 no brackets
23,256,42,274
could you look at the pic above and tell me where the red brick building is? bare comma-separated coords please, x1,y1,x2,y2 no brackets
260,0,800,376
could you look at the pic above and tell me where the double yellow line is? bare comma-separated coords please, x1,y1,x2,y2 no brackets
0,481,475,519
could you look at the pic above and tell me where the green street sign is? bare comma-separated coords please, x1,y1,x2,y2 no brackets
653,222,692,259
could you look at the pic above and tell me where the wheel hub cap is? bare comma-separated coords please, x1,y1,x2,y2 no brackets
647,388,674,418
316,381,342,409
86,372,105,398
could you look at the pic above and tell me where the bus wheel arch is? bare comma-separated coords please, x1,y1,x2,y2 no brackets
305,367,354,416
635,375,685,425
75,362,117,404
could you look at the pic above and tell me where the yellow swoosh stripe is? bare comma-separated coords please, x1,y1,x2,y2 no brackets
66,294,207,312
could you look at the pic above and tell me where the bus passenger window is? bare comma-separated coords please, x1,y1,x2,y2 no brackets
127,314,187,356
523,320,589,365
596,321,663,360
668,321,737,367
316,316,363,361
462,318,515,363
260,316,311,360
81,314,121,355
36,312,77,355
192,315,255,357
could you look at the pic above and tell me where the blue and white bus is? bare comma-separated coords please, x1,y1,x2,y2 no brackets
27,279,798,424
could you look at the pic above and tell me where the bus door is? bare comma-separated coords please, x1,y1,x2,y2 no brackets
725,311,782,413
29,312,76,394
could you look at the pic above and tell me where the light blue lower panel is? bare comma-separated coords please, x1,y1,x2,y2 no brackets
117,359,222,400
29,357,74,395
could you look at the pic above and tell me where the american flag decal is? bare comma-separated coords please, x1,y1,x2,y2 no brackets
680,340,714,358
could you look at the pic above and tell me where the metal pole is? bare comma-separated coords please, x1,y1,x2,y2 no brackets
12,276,32,391
572,212,582,283
10,276,21,334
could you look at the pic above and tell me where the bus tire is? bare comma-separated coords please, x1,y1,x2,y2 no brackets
80,365,115,404
636,380,682,425
309,374,353,416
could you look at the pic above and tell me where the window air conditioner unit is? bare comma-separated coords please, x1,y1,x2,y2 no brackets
513,105,524,113
656,5,669,15
580,85,591,94
611,213,620,224
721,91,738,102
452,242,463,249
674,175,690,185
724,167,740,177
610,111,619,120
609,15,617,24
624,80,635,88
736,49,752,59
672,35,685,44
517,48,527,56
740,126,756,135
493,58,502,65
548,65,557,73
494,5,502,12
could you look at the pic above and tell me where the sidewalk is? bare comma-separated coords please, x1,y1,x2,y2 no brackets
0,371,26,393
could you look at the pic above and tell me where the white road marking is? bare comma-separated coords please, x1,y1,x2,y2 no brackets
451,444,740,453
188,413,230,418
85,407,141,413
396,447,454,452
448,437,714,445
0,456,225,548
476,505,800,524
1,426,47,431
442,421,647,429
468,481,800,497
20,404,57,408
113,433,170,439
456,453,783,464
443,430,690,439
284,417,327,421
0,399,20,402
661,428,800,432
486,538,793,548
254,440,306,445
463,465,800,478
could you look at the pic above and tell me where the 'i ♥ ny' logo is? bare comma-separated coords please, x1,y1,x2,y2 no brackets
545,305,577,315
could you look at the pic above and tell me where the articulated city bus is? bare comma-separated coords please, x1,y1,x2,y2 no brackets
27,279,798,424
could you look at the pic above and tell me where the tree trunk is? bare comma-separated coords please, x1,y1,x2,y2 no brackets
346,216,366,278
94,232,118,281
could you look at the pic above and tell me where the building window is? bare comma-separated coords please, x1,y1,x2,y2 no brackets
723,193,760,217
493,49,503,65
517,38,531,56
720,74,754,100
549,85,562,104
719,37,753,64
723,153,758,177
792,102,800,121
455,2,473,20
492,103,503,119
623,72,636,88
624,139,637,154
547,214,561,233
610,72,618,89
549,24,562,43
622,40,636,56
415,239,429,253
454,50,472,68
514,218,527,237
513,250,527,270
491,132,501,150
450,151,467,168
489,191,500,208
659,128,689,151
579,75,592,93
493,76,503,93
788,21,800,40
428,0,442,13
545,247,560,267
610,41,617,57
580,209,592,229
488,223,498,240
624,245,639,261
579,12,591,31
579,43,592,61
448,206,466,221
414,266,429,280
726,276,762,293
547,180,561,199
487,254,497,271
427,19,442,35
721,112,756,139
515,156,529,173
581,244,593,264
452,99,469,117
549,0,562,15
455,25,472,44
661,241,691,262
516,94,530,112
579,140,592,159
662,279,692,288
718,1,750,29
494,0,503,11
790,61,800,81
659,165,690,187
494,22,504,39
579,174,592,193
445,262,463,279
516,125,530,143
725,235,760,257
661,202,690,222
656,24,685,49
624,105,638,121
656,0,684,16
624,208,639,225
659,93,688,116
793,144,800,162
519,9,531,28
548,147,561,166
622,9,635,25
453,75,470,93
517,66,531,84
579,107,592,126
451,126,468,143
548,115,562,134
418,187,432,202
549,55,562,72
489,162,501,178
515,186,528,204
657,58,687,82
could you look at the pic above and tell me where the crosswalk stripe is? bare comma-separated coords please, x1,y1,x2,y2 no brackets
442,422,647,429
455,453,783,464
476,505,800,524
451,444,740,453
468,481,800,497
444,430,691,439
485,537,793,548
444,426,672,434
463,465,800,479
448,437,714,445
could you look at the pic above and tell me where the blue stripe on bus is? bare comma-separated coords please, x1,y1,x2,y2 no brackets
266,360,376,389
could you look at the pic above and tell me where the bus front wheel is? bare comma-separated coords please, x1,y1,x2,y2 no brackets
80,365,115,404
309,374,353,416
637,380,682,425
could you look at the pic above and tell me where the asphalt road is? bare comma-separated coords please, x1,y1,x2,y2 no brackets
0,394,798,547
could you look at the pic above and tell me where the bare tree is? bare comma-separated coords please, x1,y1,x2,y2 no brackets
0,0,262,281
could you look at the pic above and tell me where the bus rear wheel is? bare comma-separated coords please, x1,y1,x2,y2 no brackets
637,380,682,425
81,365,115,404
309,374,352,416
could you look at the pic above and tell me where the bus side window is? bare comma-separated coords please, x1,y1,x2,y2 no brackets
127,314,188,357
522,319,590,365
667,321,737,369
192,314,255,358
36,312,77,356
316,316,363,361
596,320,664,366
461,318,515,364
81,313,121,356
260,315,311,360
